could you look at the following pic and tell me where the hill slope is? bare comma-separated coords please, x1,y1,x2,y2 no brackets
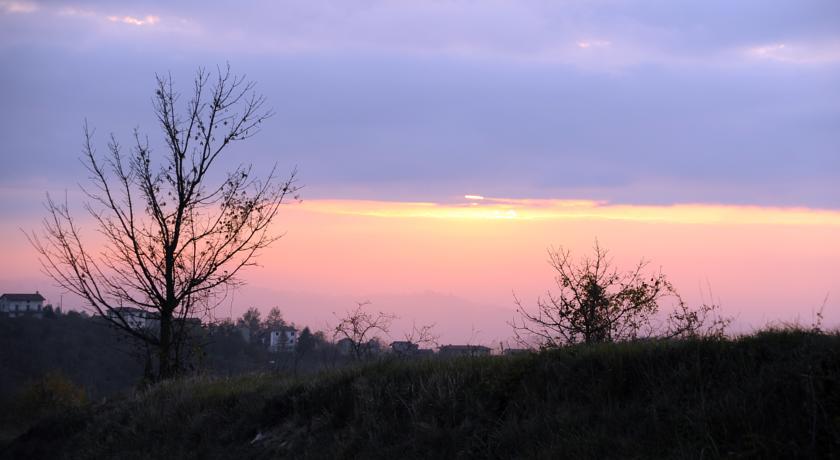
4,330,840,459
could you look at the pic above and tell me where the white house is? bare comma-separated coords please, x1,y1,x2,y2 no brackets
107,307,159,331
268,326,298,352
0,292,45,317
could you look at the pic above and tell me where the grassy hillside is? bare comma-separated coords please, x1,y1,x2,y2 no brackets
4,329,840,459
0,313,143,399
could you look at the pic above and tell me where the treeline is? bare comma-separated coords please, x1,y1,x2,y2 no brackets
200,307,343,377
0,307,363,446
0,307,344,403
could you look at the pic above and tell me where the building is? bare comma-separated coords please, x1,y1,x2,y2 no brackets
438,345,492,358
390,341,420,355
107,307,159,331
176,317,203,332
236,324,252,343
390,341,435,358
0,292,46,317
366,338,383,355
268,326,298,352
335,337,384,358
336,337,355,356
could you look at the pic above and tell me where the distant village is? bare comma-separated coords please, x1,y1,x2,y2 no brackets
0,292,525,359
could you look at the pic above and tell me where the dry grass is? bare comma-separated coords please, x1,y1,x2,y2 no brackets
4,328,840,459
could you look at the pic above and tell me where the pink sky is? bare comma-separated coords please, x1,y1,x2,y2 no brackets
4,195,838,346
1,1,839,349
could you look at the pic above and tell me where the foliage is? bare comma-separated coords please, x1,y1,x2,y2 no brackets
27,65,299,380
0,370,89,448
5,329,840,459
263,307,286,331
295,327,316,357
236,307,262,338
512,241,729,347
15,372,88,419
0,308,336,404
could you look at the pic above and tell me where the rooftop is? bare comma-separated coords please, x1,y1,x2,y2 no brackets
0,293,46,302
440,345,491,349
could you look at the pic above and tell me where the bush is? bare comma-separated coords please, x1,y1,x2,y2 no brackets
15,372,88,421
0,372,88,448
513,241,729,347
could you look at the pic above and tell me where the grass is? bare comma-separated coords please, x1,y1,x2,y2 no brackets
4,328,840,459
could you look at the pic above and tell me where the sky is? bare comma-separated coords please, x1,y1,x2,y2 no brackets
1,0,839,345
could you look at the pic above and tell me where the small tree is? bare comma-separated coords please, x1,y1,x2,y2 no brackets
511,241,728,348
263,307,286,331
296,327,316,356
28,65,299,380
237,307,262,342
333,302,396,361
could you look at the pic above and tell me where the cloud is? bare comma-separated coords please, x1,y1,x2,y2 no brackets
1,1,838,213
576,40,611,49
298,198,840,227
746,41,840,64
1,2,166,32
0,1,37,13
106,14,159,26
3,1,839,70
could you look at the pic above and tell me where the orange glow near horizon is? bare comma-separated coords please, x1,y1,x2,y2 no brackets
298,197,840,226
3,196,839,343
235,197,840,342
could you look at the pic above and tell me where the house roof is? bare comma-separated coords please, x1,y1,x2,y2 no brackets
439,345,491,351
109,306,147,315
108,307,160,319
0,293,46,302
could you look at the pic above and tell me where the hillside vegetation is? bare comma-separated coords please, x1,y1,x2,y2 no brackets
4,329,840,459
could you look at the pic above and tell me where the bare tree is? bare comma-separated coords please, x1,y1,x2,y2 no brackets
333,302,396,361
511,241,728,348
28,65,299,380
403,321,440,349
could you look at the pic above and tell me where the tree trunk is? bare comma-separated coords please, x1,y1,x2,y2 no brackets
158,309,174,379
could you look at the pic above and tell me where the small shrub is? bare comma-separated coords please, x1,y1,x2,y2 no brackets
16,372,88,421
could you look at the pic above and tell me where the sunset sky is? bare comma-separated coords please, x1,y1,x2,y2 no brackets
1,0,839,345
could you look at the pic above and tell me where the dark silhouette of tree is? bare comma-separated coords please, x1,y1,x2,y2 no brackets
333,302,396,361
296,327,316,357
238,307,262,340
42,304,56,319
28,65,299,380
511,241,729,348
263,307,286,330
